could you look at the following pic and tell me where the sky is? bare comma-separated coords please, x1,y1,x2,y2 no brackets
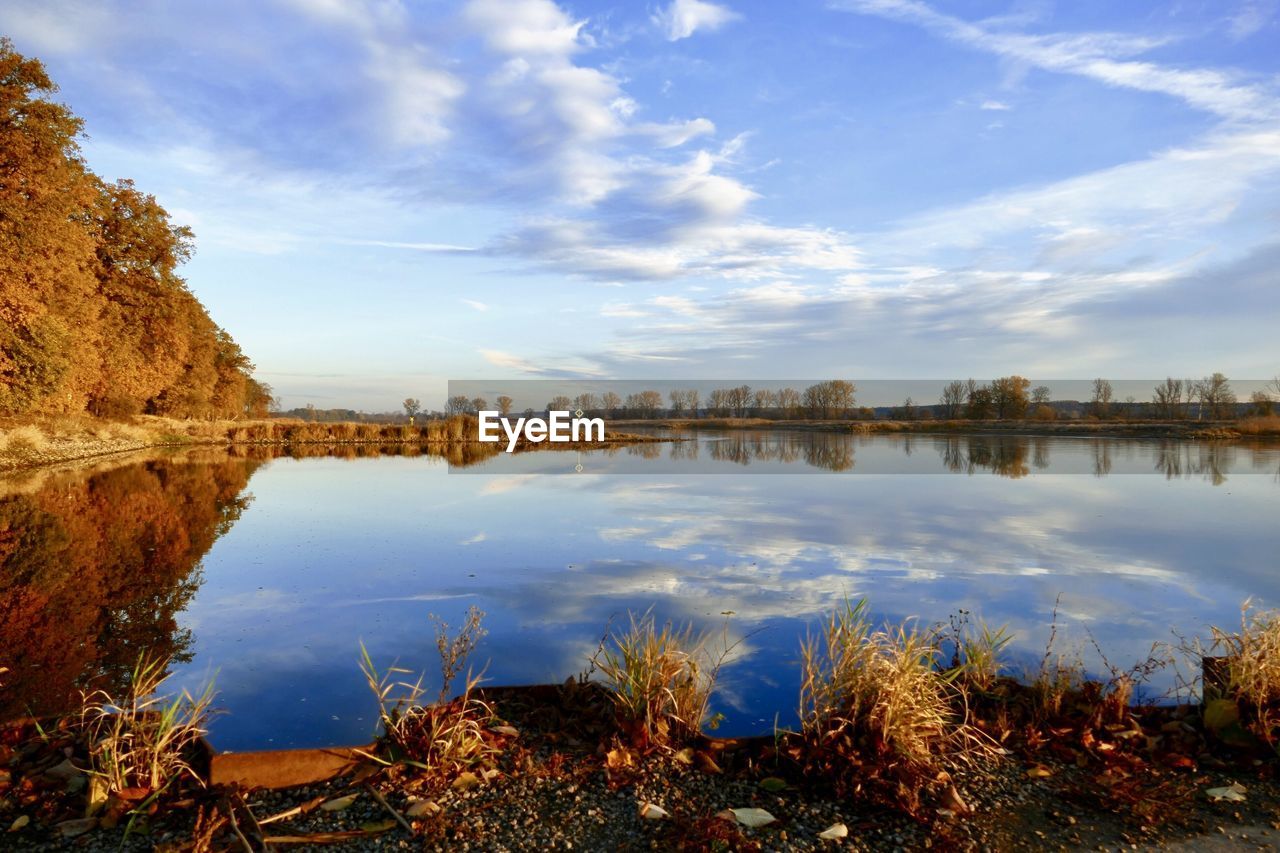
2,0,1278,410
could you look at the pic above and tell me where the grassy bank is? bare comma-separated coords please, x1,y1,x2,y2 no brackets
5,600,1280,849
0,415,673,473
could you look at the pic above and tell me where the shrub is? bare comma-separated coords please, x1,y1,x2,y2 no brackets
358,607,498,785
79,654,215,795
593,610,721,748
945,612,1013,693
0,424,48,456
1207,600,1280,746
798,600,995,810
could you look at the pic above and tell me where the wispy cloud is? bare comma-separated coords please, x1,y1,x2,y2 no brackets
461,298,489,311
832,0,1277,121
479,349,604,378
1226,0,1277,40
654,0,741,41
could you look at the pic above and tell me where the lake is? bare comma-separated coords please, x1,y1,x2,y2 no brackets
2,432,1278,751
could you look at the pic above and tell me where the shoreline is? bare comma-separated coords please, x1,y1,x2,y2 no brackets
0,416,674,474
6,679,1280,851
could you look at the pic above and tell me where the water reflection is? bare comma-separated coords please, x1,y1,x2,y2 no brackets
937,436,1031,478
0,452,262,720
704,433,855,470
2,434,1278,750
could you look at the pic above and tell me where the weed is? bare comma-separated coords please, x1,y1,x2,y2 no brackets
78,654,215,795
592,609,725,748
1206,600,1280,745
0,424,48,456
798,600,996,812
945,610,1013,693
432,605,487,704
358,608,497,783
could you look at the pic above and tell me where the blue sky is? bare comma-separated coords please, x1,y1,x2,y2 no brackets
2,0,1278,410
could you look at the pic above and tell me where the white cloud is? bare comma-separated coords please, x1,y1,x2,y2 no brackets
1226,0,1276,40
980,99,1011,111
280,0,465,146
464,0,588,56
0,0,116,54
479,348,604,378
833,0,1277,121
461,299,489,311
654,0,741,41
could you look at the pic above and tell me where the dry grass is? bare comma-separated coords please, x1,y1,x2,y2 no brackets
78,654,216,795
1207,600,1280,745
1026,599,1085,721
798,600,997,812
592,610,723,748
802,601,964,768
358,607,498,782
1235,415,1280,435
0,424,48,455
945,611,1013,693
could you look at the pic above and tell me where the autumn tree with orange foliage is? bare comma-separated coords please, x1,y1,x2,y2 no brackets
0,40,269,418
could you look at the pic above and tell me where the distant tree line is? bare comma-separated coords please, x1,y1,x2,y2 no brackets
924,373,1272,422
0,41,269,419
415,374,1278,424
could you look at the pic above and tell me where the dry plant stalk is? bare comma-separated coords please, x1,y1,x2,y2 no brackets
432,605,487,703
358,607,497,779
592,609,727,747
1209,599,1280,744
800,599,997,777
79,653,215,795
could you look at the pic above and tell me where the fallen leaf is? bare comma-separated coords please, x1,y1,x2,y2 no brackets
1203,699,1240,734
696,752,722,774
86,777,110,818
491,725,519,737
673,747,695,765
55,818,97,838
638,802,669,820
605,748,633,770
728,807,777,828
42,759,82,782
759,777,787,792
482,768,500,782
320,794,359,811
8,816,30,832
359,819,397,832
405,799,440,817
452,772,481,791
942,784,969,814
1205,783,1247,802
818,822,848,840
1026,765,1053,779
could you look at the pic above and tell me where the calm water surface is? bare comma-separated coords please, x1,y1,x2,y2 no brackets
3,432,1278,750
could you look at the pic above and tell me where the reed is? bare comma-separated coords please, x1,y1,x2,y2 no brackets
79,654,216,795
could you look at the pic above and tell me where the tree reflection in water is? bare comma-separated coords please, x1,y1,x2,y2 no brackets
701,432,855,471
0,454,262,720
937,436,1031,478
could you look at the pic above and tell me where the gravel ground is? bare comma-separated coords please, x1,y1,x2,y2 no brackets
7,746,1280,851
